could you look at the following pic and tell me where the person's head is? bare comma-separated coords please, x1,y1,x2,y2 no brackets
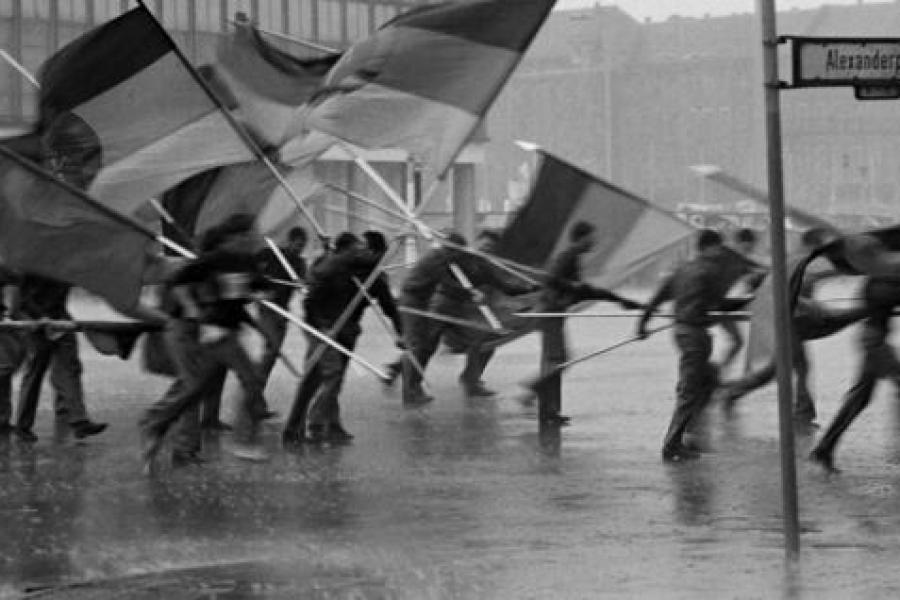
475,228,501,252
733,227,758,255
286,226,308,254
334,231,361,254
569,220,596,252
696,228,723,255
801,227,837,251
363,230,388,257
201,213,256,253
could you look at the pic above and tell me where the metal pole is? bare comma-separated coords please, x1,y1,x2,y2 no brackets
759,0,800,559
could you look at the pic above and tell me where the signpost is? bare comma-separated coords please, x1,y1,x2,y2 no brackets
788,35,900,98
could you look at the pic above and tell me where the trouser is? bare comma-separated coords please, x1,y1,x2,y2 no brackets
813,319,900,457
141,319,267,452
538,317,566,420
401,310,443,393
717,319,744,372
0,331,25,426
719,333,815,421
459,347,495,388
284,321,360,433
15,330,88,431
255,303,289,386
662,324,718,452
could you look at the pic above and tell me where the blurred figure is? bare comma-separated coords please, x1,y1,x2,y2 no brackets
140,214,273,469
536,221,642,425
637,229,750,462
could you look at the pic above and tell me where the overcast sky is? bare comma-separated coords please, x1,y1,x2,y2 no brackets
556,0,870,21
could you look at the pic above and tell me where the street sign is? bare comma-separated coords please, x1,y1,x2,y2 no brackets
854,84,900,100
790,36,900,88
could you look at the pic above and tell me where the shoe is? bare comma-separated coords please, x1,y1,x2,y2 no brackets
809,448,839,474
14,427,38,443
539,414,571,426
326,423,354,443
282,429,309,447
713,386,740,413
201,420,233,432
171,451,206,468
72,420,108,439
462,381,497,397
229,443,270,462
403,389,434,407
662,444,702,463
140,426,165,475
306,424,327,443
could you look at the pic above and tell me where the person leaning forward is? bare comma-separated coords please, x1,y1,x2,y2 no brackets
139,214,274,469
636,229,750,462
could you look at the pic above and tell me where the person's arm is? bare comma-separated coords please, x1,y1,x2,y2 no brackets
636,276,674,338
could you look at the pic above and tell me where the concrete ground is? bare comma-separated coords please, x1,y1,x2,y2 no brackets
3,284,900,599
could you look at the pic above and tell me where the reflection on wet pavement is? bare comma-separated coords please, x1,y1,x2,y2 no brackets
2,312,900,597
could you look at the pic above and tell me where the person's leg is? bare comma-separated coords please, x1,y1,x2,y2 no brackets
14,333,53,439
792,341,816,423
402,314,442,402
538,318,567,424
0,331,24,431
199,365,229,430
307,326,359,440
283,332,323,442
211,331,267,450
459,346,496,396
715,362,775,409
48,332,102,435
662,326,713,459
255,308,288,386
717,319,743,373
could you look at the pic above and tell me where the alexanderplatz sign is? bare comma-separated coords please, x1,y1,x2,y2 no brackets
789,36,900,99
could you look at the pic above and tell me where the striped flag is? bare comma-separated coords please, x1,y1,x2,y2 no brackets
0,148,152,312
215,19,340,147
38,6,253,214
160,161,320,246
307,0,555,179
496,151,696,288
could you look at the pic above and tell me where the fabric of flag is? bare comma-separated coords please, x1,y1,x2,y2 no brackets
307,0,555,179
495,151,696,288
159,161,319,248
0,148,151,312
215,20,340,147
37,6,253,215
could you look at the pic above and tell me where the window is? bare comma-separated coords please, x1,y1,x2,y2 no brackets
257,0,283,31
0,0,12,18
22,0,51,18
317,0,341,45
347,2,369,41
58,0,88,22
161,0,190,29
196,0,223,31
287,0,314,38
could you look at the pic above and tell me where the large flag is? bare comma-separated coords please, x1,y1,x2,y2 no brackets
307,0,555,179
37,6,253,215
215,18,340,147
160,161,320,246
0,147,152,312
495,151,696,288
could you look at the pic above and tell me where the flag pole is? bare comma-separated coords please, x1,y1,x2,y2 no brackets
135,1,328,242
759,0,800,559
0,48,39,88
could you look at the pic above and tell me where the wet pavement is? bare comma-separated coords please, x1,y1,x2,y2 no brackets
4,291,900,598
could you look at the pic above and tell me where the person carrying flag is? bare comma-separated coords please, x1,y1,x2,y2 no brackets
536,221,643,425
636,229,750,461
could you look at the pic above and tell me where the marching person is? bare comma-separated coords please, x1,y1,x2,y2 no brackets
282,231,403,445
397,229,537,402
636,229,750,462
13,274,107,443
536,221,642,425
715,227,867,426
140,214,273,469
717,227,767,373
810,262,900,473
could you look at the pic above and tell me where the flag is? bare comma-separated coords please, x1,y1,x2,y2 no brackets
37,6,253,215
215,19,340,147
307,0,555,179
495,151,696,288
159,161,320,247
0,148,152,312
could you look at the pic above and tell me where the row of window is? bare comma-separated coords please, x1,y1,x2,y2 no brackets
0,0,411,43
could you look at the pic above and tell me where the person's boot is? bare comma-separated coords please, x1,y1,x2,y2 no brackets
461,379,497,397
326,423,354,443
72,420,108,439
403,388,434,407
14,426,37,443
171,450,207,468
809,447,839,474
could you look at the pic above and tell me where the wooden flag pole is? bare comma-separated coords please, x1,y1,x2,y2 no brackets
0,48,39,88
135,1,328,241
